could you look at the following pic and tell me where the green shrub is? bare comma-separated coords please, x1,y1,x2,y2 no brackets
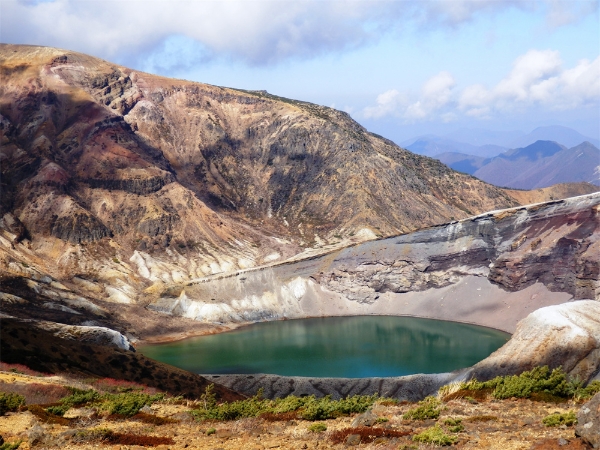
100,392,164,417
46,388,99,416
200,384,217,409
575,380,600,400
206,428,216,435
308,423,327,432
0,392,25,415
403,396,442,420
413,425,457,446
299,395,375,420
444,417,464,432
542,411,577,427
48,388,164,418
45,404,70,416
0,441,22,450
192,390,378,422
459,366,596,400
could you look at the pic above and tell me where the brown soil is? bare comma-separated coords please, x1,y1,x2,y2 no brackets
504,182,599,205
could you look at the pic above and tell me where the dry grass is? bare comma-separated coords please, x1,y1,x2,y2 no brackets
329,426,411,444
258,411,299,421
464,415,499,422
131,412,179,425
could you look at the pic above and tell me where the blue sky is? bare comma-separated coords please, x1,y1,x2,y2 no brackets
2,0,599,144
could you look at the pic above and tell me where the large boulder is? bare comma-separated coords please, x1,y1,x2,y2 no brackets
468,300,600,383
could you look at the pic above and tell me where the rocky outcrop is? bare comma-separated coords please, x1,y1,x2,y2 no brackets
36,320,135,351
205,372,455,401
467,300,600,383
0,213,28,243
488,202,599,300
50,211,111,244
576,393,600,448
83,174,174,195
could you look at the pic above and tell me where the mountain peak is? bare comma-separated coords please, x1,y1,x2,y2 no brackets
503,140,566,161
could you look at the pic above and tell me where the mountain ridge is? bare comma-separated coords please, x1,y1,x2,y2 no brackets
0,43,520,296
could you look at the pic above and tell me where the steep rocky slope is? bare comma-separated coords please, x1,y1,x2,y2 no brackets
0,318,243,401
0,44,519,301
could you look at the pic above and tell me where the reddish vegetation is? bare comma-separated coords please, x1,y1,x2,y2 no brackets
464,415,499,423
92,377,160,395
26,405,72,426
0,362,50,377
329,426,411,444
0,381,69,405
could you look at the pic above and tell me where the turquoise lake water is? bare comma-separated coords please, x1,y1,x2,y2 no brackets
139,316,510,378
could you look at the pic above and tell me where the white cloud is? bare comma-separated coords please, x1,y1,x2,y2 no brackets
363,89,407,119
1,0,394,66
364,49,600,122
1,0,596,66
404,71,456,120
459,50,600,114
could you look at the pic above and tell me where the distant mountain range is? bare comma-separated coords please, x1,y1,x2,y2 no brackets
437,140,600,189
403,125,600,159
400,135,505,158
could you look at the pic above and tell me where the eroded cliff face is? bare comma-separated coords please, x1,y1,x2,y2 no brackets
0,44,523,307
148,193,599,334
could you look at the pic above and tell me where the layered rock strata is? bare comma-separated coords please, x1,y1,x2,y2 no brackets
150,193,599,334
